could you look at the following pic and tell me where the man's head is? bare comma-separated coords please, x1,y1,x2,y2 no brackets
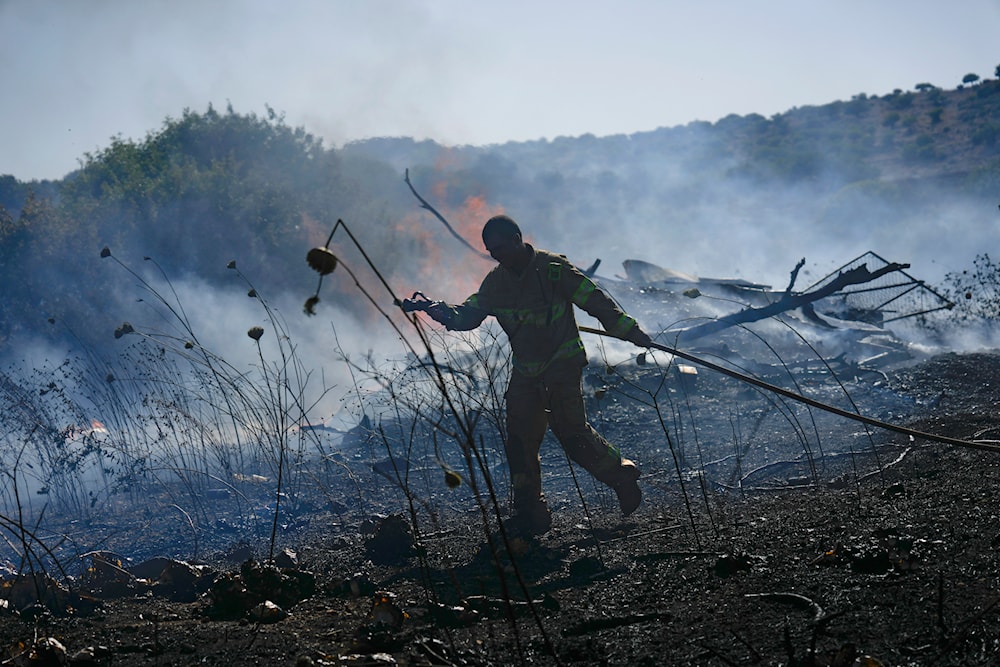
482,215,521,244
482,215,528,270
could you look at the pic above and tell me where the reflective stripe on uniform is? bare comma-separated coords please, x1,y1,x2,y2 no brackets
610,314,636,337
590,442,624,474
514,336,585,377
495,302,568,327
572,278,596,307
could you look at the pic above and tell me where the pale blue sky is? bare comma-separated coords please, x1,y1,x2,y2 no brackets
2,0,998,180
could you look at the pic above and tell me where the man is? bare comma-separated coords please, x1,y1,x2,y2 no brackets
424,214,654,537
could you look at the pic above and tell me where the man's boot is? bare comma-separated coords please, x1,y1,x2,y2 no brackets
503,498,552,538
612,459,642,516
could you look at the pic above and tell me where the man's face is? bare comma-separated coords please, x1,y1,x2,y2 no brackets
484,232,523,268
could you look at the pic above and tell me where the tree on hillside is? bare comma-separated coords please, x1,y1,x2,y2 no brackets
963,73,981,86
58,105,407,285
1,105,410,351
0,205,13,241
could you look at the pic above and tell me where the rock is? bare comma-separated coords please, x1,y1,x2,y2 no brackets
249,600,287,623
364,514,415,565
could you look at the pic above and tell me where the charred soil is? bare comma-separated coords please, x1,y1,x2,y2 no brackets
4,351,1000,666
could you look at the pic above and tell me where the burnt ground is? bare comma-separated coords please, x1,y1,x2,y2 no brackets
4,350,1000,666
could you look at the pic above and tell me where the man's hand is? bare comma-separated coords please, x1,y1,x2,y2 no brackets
400,292,453,326
625,325,654,348
426,302,454,326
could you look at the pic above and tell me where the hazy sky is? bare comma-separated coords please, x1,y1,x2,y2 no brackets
2,0,998,181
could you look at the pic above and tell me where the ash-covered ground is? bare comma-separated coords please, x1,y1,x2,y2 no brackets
3,347,1000,666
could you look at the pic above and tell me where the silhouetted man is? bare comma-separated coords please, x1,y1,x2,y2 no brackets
424,214,653,536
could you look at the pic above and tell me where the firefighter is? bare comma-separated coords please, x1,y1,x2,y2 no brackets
424,214,654,537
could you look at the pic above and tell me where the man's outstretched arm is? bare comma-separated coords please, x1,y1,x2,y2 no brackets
426,295,489,332
622,324,653,348
556,257,653,347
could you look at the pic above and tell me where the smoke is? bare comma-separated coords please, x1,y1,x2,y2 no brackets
537,170,989,297
423,122,993,332
153,275,415,417
371,120,999,359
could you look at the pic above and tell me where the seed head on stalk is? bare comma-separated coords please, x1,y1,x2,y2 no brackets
443,468,462,489
114,322,135,339
304,245,339,315
304,294,320,315
307,246,338,275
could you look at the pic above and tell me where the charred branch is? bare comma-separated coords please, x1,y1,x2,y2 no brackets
562,611,673,637
744,591,825,623
403,169,603,274
783,257,806,296
671,261,911,344
403,169,491,261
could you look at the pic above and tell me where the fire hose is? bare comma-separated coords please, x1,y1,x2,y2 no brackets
343,279,997,454
578,325,1000,454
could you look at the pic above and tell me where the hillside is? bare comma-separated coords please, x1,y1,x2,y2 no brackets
2,77,999,354
344,77,1000,191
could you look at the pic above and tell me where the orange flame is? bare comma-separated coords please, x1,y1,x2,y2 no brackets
300,168,512,336
395,188,504,304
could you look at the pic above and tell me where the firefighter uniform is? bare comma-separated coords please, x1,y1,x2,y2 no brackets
438,245,642,522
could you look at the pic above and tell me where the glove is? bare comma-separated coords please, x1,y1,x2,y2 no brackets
625,325,653,348
426,302,454,326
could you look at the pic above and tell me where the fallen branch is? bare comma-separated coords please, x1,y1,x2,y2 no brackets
731,444,914,489
745,592,825,623
674,261,910,344
600,523,684,544
562,611,672,637
856,446,914,483
635,551,721,563
783,257,806,295
932,594,1000,662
